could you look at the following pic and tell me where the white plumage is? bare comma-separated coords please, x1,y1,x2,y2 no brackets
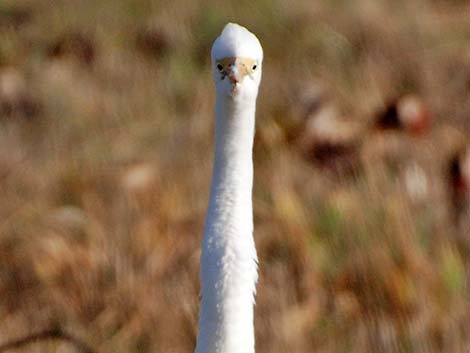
194,23,263,353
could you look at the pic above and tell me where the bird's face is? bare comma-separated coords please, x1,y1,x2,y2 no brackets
213,56,261,97
211,23,263,99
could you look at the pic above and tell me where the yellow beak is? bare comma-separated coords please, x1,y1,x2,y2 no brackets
217,57,256,84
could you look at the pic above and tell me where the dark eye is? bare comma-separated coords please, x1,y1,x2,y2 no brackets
217,64,223,71
252,64,257,70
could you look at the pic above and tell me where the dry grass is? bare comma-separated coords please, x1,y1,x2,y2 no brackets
1,0,470,352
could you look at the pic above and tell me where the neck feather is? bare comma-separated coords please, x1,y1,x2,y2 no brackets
195,92,258,353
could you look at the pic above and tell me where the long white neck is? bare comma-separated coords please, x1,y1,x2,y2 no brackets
195,91,258,353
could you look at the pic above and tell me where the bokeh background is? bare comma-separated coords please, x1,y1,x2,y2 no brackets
1,0,469,352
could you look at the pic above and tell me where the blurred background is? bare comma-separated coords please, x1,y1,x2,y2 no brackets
0,0,469,352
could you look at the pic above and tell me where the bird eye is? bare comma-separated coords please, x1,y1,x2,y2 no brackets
217,64,223,71
252,64,257,70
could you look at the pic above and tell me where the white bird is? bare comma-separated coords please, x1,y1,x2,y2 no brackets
194,23,263,353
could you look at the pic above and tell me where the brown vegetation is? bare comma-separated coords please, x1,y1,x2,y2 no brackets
0,0,469,352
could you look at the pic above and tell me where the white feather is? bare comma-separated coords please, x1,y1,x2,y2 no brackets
194,23,263,353
211,23,263,62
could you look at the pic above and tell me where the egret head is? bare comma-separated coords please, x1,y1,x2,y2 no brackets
211,23,263,98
